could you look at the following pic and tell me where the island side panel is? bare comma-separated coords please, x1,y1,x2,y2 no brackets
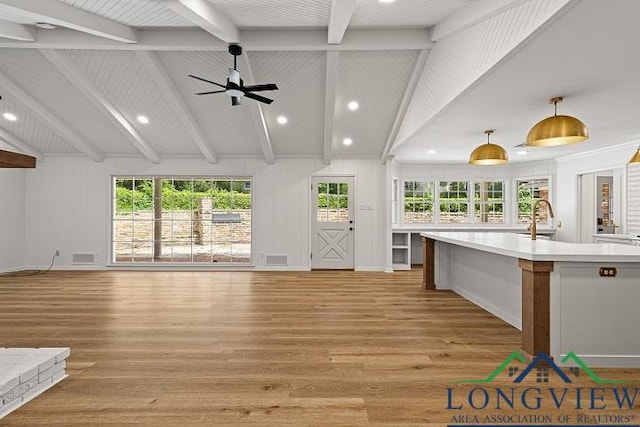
554,263,640,367
444,244,522,328
422,237,435,290
518,259,554,359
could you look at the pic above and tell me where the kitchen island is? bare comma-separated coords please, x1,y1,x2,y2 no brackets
593,233,640,246
421,232,640,367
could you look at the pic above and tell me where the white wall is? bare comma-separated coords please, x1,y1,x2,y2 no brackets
556,143,636,242
0,169,26,272
23,156,387,271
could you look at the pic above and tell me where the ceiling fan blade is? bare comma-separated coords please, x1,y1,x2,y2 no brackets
231,96,241,106
244,92,273,104
196,90,226,95
242,83,278,92
188,74,226,89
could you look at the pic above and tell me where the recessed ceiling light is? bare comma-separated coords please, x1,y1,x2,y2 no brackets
517,150,528,155
342,138,353,146
36,22,56,30
427,149,437,154
347,101,359,111
277,115,288,125
137,115,149,124
3,112,17,121
379,0,395,3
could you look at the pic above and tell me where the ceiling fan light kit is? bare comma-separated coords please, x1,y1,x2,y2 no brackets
469,130,509,165
526,96,589,147
189,45,278,107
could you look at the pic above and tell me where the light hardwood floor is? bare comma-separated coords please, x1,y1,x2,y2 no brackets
0,270,638,425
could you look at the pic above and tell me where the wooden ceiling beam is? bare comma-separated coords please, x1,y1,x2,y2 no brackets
162,0,239,44
0,127,43,161
0,19,35,41
0,70,103,162
431,0,526,41
136,50,217,164
323,51,340,165
380,49,429,164
40,50,160,164
0,0,137,43
237,52,275,165
328,0,358,44
0,149,36,168
0,28,433,51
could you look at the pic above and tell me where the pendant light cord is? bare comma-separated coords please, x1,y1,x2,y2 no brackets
484,129,493,144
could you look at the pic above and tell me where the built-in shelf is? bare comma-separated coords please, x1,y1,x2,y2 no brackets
392,232,411,270
392,233,409,247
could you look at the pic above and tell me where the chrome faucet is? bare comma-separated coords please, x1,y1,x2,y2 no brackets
530,199,554,240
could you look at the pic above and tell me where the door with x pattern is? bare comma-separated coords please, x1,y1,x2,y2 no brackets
311,176,355,269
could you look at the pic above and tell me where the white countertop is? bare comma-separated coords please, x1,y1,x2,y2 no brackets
421,232,640,262
593,233,640,241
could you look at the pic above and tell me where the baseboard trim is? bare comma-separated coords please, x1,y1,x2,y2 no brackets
452,286,522,330
558,353,640,368
0,266,28,274
17,265,388,273
22,265,315,272
254,266,311,271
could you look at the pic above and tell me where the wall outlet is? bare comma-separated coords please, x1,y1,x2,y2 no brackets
54,250,60,257
557,220,562,228
599,267,617,277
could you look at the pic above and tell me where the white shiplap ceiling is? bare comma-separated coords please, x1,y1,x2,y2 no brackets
0,0,637,165
59,0,194,27
350,0,471,27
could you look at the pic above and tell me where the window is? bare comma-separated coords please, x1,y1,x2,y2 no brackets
474,181,504,223
439,181,469,224
517,178,550,224
316,182,349,222
112,176,251,264
403,181,434,223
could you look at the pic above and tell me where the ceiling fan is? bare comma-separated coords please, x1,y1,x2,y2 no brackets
188,45,278,106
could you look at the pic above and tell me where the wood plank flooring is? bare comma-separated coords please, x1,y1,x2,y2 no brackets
0,270,639,425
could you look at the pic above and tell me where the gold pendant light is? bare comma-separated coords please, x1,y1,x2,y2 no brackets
526,96,588,147
629,146,640,164
469,130,509,165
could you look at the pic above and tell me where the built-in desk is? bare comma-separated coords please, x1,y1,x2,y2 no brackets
421,232,640,366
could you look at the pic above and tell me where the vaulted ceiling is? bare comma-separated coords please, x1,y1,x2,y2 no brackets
0,0,637,165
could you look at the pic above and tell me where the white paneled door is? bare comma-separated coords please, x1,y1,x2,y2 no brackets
311,176,355,270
